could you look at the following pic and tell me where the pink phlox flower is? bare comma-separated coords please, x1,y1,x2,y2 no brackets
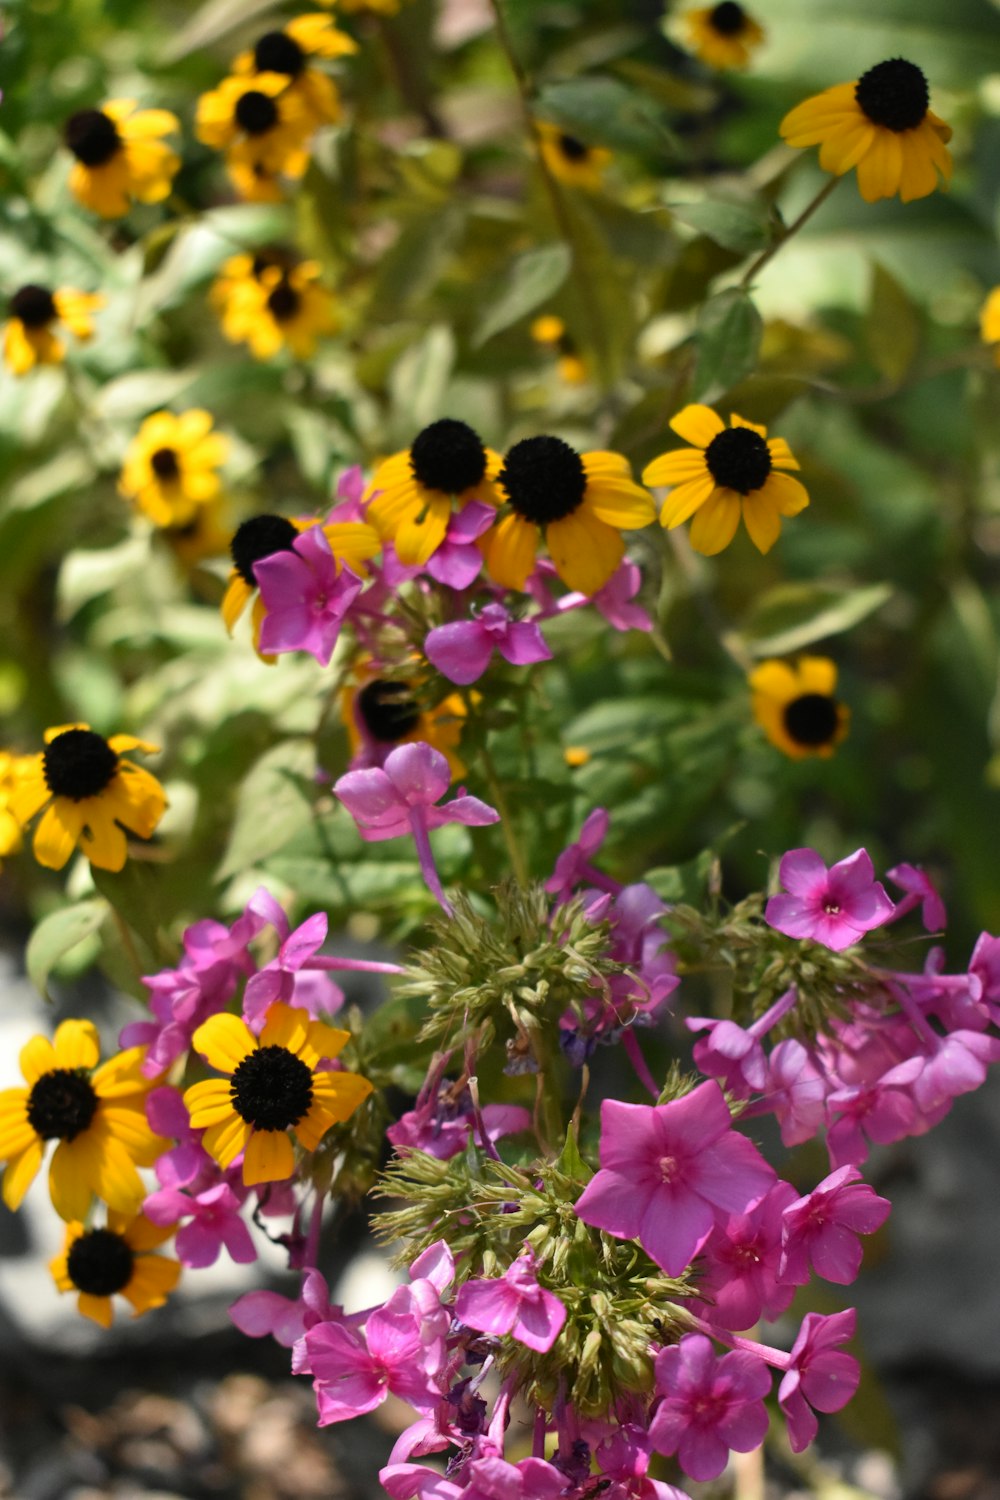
606,884,678,1017
424,602,552,687
880,1027,1000,1115
387,1064,531,1160
144,1180,256,1268
254,525,364,666
758,1039,827,1146
231,1267,346,1349
146,1087,210,1190
559,560,653,632
424,500,496,590
899,952,989,1033
458,1455,566,1500
691,1180,798,1330
779,1165,891,1287
243,909,344,1032
380,1465,463,1500
573,1081,776,1277
824,1075,918,1169
595,1427,689,1500
332,465,366,516
765,848,895,952
545,807,610,899
778,1309,860,1453
689,988,798,1099
455,1248,566,1353
886,862,946,932
648,1332,771,1482
334,742,499,843
968,933,1000,1023
304,1285,446,1424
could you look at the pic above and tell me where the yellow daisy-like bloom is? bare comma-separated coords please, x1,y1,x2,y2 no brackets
780,58,952,204
221,512,381,644
63,100,180,218
158,497,233,571
0,752,23,869
536,122,611,190
530,315,587,385
0,1020,166,1220
51,1210,180,1328
196,72,312,201
643,405,808,557
364,419,504,569
233,14,356,131
185,1003,374,1187
3,284,104,376
483,436,656,595
342,671,470,780
749,656,850,760
682,3,765,70
979,286,1000,366
11,724,167,872
211,253,339,360
118,409,230,529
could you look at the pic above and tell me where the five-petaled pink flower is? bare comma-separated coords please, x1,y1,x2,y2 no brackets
765,848,894,952
455,1248,566,1352
778,1309,861,1452
648,1332,771,1481
424,602,551,686
779,1165,891,1286
573,1080,776,1276
254,526,363,666
303,1286,444,1426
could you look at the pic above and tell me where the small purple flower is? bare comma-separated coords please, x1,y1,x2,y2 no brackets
254,526,364,665
761,1039,827,1146
144,1180,256,1268
692,1180,798,1330
561,560,653,632
765,848,895,952
304,1285,445,1425
424,602,552,686
243,910,343,1032
648,1333,771,1481
886,862,946,933
455,1249,566,1353
573,1081,776,1276
424,499,495,589
230,1267,346,1349
779,1165,891,1287
778,1310,860,1452
545,807,610,899
459,1456,566,1500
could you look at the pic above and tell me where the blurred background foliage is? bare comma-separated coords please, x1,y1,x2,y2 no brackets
1,0,1000,1008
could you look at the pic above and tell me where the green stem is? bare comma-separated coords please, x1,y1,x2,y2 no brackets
478,738,531,889
740,175,841,289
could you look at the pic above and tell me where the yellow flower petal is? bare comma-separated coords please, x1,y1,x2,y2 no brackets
52,1019,100,1071
484,513,539,591
242,1128,295,1186
688,490,741,555
258,1003,312,1056
312,1070,374,1123
77,1292,114,1327
642,450,709,487
546,506,624,595
18,1036,57,1085
192,1013,257,1074
741,492,783,554
583,477,656,530
658,473,717,529
668,404,725,448
49,1139,95,1221
122,1254,181,1314
202,1113,252,1169
33,802,81,869
184,1079,239,1128
2,1140,44,1210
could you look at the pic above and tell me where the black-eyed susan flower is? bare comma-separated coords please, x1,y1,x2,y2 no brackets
211,253,339,359
483,436,655,595
0,1020,166,1220
364,419,504,568
980,287,1000,366
749,656,850,759
222,512,380,642
11,724,167,872
233,13,356,131
118,409,229,528
3,284,103,376
341,671,470,778
643,405,808,556
184,1003,373,1186
780,59,952,204
682,3,765,70
530,314,587,385
51,1211,180,1328
0,753,23,869
196,72,312,201
158,497,233,571
63,101,180,218
536,122,611,190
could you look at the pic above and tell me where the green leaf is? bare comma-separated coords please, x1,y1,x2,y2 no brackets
741,582,893,658
536,77,675,155
668,199,772,255
388,325,456,437
691,290,763,401
27,900,108,1001
865,262,920,385
161,0,282,61
473,243,572,347
217,738,318,880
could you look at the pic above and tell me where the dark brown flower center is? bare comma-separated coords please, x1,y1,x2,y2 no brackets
266,278,301,322
27,1069,98,1141
557,134,589,162
855,58,929,133
66,1228,135,1296
253,30,306,77
783,693,840,747
709,2,747,35
43,728,119,800
499,434,587,525
150,446,180,480
409,419,488,495
230,514,299,585
704,426,771,494
10,284,57,328
64,108,122,167
230,1045,314,1130
235,89,280,136
356,680,421,743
